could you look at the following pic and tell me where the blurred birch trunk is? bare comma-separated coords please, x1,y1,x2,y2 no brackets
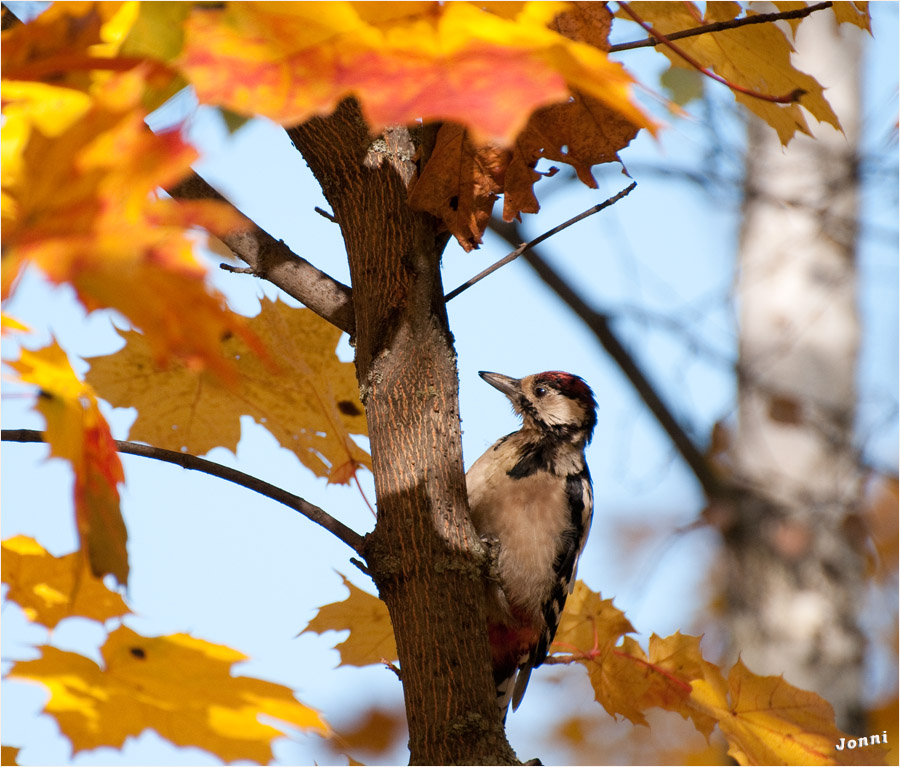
725,10,866,732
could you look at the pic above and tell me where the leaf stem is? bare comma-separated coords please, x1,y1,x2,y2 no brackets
611,647,694,694
1,428,367,556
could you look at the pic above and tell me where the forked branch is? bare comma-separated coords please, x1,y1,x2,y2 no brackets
168,172,355,335
1,429,367,556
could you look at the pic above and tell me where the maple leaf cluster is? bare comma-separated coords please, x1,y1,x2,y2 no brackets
301,577,890,766
1,1,883,765
3,537,329,764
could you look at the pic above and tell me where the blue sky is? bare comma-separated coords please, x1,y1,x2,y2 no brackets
2,4,897,765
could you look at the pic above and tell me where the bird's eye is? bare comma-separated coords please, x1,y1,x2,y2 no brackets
534,386,547,398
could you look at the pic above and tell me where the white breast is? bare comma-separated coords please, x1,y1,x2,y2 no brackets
467,439,576,623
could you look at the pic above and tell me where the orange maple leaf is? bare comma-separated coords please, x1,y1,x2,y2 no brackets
611,632,718,737
2,68,257,382
0,2,138,86
177,1,652,146
6,341,129,586
552,581,650,724
406,4,638,248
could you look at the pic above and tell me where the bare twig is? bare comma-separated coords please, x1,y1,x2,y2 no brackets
314,206,337,223
486,219,728,500
383,659,403,680
2,429,367,556
350,557,372,577
444,182,637,302
168,172,355,335
219,264,255,275
617,2,806,104
609,2,833,53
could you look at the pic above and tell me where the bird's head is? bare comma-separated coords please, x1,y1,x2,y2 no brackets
479,370,597,444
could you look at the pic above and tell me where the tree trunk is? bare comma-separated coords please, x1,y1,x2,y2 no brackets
287,100,518,765
725,11,865,731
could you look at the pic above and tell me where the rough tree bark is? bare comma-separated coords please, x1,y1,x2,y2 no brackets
725,11,865,731
286,100,518,765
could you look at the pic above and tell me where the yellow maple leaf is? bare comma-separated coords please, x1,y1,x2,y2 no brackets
622,2,840,145
554,580,637,652
1,536,130,629
302,574,398,667
85,297,370,483
0,1,181,111
606,632,719,738
1,313,30,335
552,582,649,724
176,1,652,146
8,625,329,763
867,697,899,766
554,584,882,765
691,658,888,766
6,340,129,586
827,2,871,32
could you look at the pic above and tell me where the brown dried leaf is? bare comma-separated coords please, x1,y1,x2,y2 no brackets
408,123,507,252
551,1,613,50
335,707,406,759
503,92,638,221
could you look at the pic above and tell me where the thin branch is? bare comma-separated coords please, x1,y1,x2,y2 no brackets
486,219,728,500
617,2,806,104
444,182,636,302
168,172,355,335
609,2,833,53
2,429,367,556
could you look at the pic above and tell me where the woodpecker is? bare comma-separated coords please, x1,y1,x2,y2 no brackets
466,370,597,717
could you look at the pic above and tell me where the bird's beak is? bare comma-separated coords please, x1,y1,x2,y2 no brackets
478,371,521,398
